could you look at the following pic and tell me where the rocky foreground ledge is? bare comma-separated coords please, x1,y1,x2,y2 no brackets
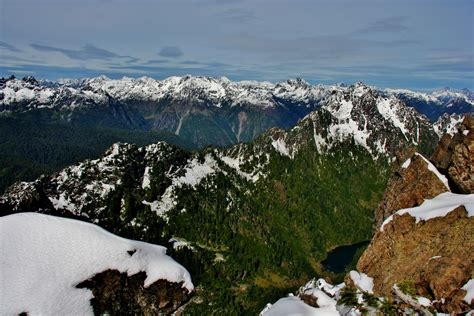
0,212,193,315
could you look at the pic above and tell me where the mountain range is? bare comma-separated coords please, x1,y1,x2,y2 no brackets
2,75,472,147
1,80,458,313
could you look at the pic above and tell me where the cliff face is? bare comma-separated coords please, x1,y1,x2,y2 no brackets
357,117,474,314
373,152,449,230
431,115,474,194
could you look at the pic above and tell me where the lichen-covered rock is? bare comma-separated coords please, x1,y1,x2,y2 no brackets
431,115,474,193
77,270,193,315
357,205,474,313
356,117,474,314
373,153,449,230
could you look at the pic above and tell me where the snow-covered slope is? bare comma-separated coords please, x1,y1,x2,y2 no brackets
1,75,468,147
266,82,438,159
0,75,329,109
433,113,467,137
386,87,473,121
3,75,470,117
0,212,193,315
0,75,333,147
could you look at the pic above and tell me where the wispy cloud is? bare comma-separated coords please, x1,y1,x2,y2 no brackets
181,60,202,65
217,8,256,22
0,41,21,52
30,43,137,62
420,54,474,73
217,33,419,63
158,46,183,58
0,54,40,64
360,17,409,33
143,59,169,65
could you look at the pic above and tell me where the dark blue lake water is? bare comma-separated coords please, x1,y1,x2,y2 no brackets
321,240,370,273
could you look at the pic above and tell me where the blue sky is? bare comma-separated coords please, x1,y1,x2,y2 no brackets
0,0,473,90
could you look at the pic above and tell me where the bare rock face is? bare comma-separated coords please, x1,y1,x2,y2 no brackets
356,117,474,314
77,269,193,315
373,153,449,230
357,206,474,313
431,115,474,194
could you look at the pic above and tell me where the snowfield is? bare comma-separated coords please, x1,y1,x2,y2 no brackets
0,213,193,315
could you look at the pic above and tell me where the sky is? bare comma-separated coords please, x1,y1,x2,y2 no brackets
0,0,473,90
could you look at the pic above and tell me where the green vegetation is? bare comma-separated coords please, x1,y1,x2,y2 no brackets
362,292,380,308
379,298,399,316
2,112,415,314
104,138,389,314
398,280,417,297
0,117,195,194
338,287,359,307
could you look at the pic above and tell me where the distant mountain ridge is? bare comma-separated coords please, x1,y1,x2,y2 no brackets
385,86,473,121
1,75,472,147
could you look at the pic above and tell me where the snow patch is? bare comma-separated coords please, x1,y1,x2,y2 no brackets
176,155,217,187
376,97,408,139
312,118,327,152
143,154,217,220
143,187,176,221
381,192,474,230
260,295,338,316
349,271,374,293
311,278,345,297
401,158,411,169
417,296,431,307
220,155,256,181
142,166,151,189
48,193,77,213
415,153,450,190
328,118,372,153
434,115,464,137
462,279,474,304
271,138,291,158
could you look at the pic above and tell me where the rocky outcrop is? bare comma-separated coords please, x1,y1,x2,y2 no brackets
373,152,449,230
357,117,474,314
373,115,473,230
431,115,473,193
77,270,193,315
358,205,473,313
